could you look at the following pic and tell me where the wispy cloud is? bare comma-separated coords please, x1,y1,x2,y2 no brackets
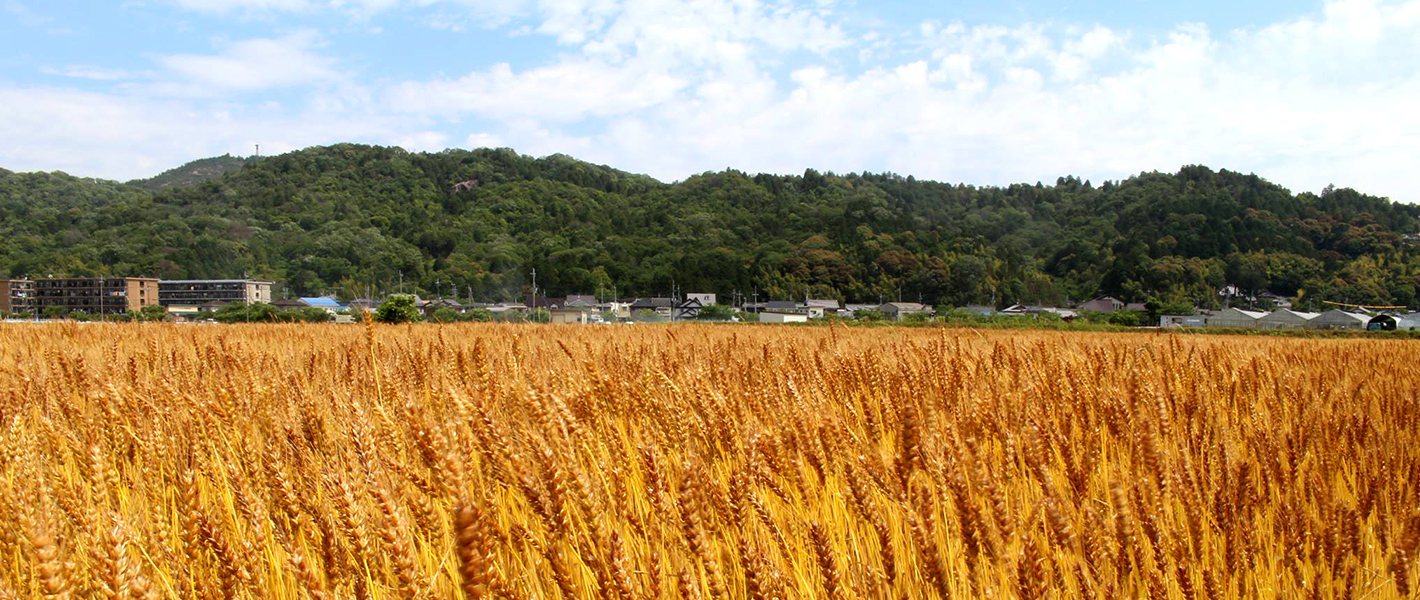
5,0,1420,201
156,31,341,92
42,65,152,81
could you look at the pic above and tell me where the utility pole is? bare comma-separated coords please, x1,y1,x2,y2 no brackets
99,275,104,322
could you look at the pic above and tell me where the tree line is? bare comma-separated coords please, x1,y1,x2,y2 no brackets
3,145,1417,311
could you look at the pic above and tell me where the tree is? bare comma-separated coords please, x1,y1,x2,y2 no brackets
695,304,736,321
138,304,171,322
214,302,282,323
465,308,493,322
375,294,419,324
431,306,460,323
292,307,333,323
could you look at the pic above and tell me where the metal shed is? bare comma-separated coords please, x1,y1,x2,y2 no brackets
1307,310,1372,330
1257,309,1320,330
1205,308,1267,329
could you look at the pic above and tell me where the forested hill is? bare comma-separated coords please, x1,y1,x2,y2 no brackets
2,144,1418,310
126,154,252,191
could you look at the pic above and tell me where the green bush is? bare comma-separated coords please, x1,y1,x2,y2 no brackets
375,295,420,324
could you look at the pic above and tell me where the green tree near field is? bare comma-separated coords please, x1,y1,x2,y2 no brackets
431,306,460,323
375,294,420,324
695,304,736,321
292,307,333,323
138,305,171,322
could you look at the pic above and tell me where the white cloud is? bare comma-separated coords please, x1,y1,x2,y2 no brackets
42,65,151,81
171,0,315,12
10,0,1420,202
408,0,1420,200
0,85,421,180
157,31,340,92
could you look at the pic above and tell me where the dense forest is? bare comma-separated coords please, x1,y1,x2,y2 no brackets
2,144,1418,310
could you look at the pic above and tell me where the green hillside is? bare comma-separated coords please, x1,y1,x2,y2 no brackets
2,144,1417,310
126,154,252,191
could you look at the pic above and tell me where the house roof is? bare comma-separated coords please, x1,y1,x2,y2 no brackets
880,302,927,311
1214,308,1267,319
630,297,675,308
804,298,840,309
1314,310,1370,324
565,294,597,307
764,300,798,310
300,297,344,309
1259,309,1319,321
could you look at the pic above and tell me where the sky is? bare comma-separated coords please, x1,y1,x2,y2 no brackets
2,0,1418,201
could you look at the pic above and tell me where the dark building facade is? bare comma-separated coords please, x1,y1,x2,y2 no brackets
32,277,160,314
1,279,35,314
158,279,273,307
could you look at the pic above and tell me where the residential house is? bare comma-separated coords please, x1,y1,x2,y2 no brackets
299,297,346,315
843,303,878,315
597,301,631,320
878,302,929,321
550,307,593,324
686,293,717,307
564,295,598,308
803,298,840,319
1205,308,1267,329
1307,310,1371,330
421,298,465,319
530,296,566,310
629,298,675,319
741,300,798,314
676,297,704,320
1258,292,1293,310
271,298,309,311
1079,296,1125,313
1257,309,1320,330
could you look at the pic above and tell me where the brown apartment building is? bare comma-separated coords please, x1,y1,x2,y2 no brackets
1,279,35,313
32,277,161,315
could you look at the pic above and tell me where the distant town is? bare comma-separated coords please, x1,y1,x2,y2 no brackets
2,275,1417,331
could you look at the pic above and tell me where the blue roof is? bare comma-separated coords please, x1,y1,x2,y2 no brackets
300,297,344,309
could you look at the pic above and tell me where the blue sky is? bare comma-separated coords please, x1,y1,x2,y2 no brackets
2,0,1418,201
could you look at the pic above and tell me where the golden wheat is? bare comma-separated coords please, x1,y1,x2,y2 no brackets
0,321,1417,599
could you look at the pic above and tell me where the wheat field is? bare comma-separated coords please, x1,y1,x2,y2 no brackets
0,321,1417,599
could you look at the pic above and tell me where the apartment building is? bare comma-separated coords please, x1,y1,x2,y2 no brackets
32,277,160,314
1,279,35,313
158,279,273,308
